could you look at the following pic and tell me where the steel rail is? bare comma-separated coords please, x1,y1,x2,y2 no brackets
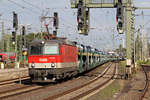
44,62,114,100
71,63,117,100
139,65,149,100
0,76,30,86
0,84,44,99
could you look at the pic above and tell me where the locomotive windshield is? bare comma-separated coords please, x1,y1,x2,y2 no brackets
30,45,42,55
43,44,59,55
29,41,59,55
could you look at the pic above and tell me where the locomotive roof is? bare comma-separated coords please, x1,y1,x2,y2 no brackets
30,38,76,46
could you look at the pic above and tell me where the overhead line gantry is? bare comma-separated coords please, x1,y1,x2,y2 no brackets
70,0,135,78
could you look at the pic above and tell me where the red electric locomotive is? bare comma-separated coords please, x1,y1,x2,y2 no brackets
28,38,78,82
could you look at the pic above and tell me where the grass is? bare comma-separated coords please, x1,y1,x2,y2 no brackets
86,80,122,100
86,62,126,100
120,61,126,74
137,59,150,65
135,59,150,70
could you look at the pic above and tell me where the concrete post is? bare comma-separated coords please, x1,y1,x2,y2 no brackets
1,63,4,69
15,62,20,69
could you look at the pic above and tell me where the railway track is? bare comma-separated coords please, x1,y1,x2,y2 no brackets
0,83,47,99
0,76,30,87
0,62,115,100
139,65,149,100
44,62,118,100
0,76,47,99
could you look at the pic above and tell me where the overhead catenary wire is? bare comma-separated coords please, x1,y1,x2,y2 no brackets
135,13,150,27
7,0,41,15
21,0,42,11
21,0,72,11
6,0,77,30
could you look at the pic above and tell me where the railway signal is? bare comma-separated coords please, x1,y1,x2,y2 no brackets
85,8,90,34
53,30,57,36
12,11,19,62
77,0,89,35
116,0,124,34
22,47,28,56
12,31,16,44
117,19,124,34
13,11,18,30
22,26,26,47
77,0,84,34
53,12,58,29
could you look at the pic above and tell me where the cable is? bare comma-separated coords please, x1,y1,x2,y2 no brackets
7,0,41,14
21,0,42,11
135,13,150,27
8,0,25,9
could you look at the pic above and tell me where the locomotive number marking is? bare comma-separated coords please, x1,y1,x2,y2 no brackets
49,57,55,59
39,58,48,62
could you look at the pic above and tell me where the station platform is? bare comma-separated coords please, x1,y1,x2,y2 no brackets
0,68,28,82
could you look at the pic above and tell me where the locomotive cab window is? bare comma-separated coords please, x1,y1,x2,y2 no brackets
43,44,59,55
30,45,42,55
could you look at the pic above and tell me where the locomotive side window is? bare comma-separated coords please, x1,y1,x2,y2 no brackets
44,44,59,55
30,46,42,55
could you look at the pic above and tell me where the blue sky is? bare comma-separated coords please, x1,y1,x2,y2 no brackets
0,0,150,50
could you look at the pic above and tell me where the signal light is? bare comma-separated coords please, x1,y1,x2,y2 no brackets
22,26,26,46
22,26,25,36
23,51,27,56
117,5,123,19
13,11,18,30
77,0,89,35
79,0,83,4
116,0,123,20
116,0,124,34
86,10,89,20
12,31,16,44
85,9,90,33
77,8,84,34
118,21,123,28
78,8,82,17
118,0,122,3
78,22,83,31
117,20,124,34
53,30,57,36
117,8,121,16
53,12,58,29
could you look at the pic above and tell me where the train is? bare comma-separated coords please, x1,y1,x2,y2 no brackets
0,52,16,63
28,38,119,82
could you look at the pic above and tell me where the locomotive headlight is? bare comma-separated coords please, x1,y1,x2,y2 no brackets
51,63,55,68
31,63,35,68
41,41,45,44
